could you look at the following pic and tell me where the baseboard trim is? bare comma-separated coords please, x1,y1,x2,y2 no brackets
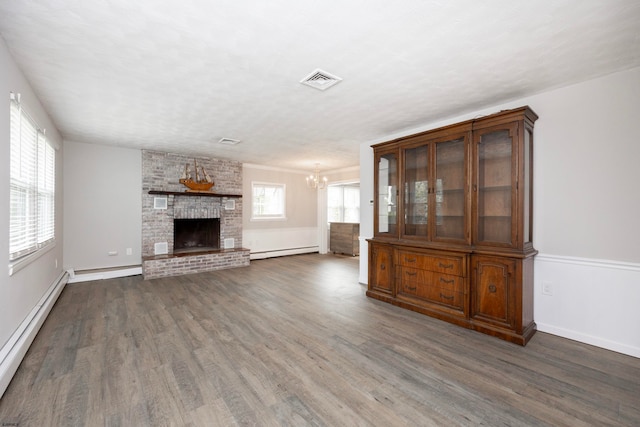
536,322,640,358
250,247,319,260
0,271,68,398
67,266,142,283
535,253,640,358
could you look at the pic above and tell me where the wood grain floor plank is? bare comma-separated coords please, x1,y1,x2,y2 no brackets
192,322,288,427
139,364,188,427
190,399,238,427
1,254,638,426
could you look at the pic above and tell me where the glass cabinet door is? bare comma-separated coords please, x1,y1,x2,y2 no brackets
434,136,467,242
403,144,429,238
475,124,517,246
376,152,398,236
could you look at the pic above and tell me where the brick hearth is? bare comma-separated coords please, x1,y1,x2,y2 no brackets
142,248,249,279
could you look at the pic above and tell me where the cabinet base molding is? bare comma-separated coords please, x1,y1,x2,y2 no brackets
366,288,537,346
368,289,468,326
469,319,537,346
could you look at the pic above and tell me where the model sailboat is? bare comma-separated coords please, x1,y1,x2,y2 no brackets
179,159,214,192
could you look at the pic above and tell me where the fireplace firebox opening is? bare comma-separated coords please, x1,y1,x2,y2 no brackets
173,218,220,253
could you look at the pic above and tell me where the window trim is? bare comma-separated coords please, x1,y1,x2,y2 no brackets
8,241,56,276
250,181,287,221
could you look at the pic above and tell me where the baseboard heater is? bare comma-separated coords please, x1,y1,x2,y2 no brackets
0,270,69,398
250,246,319,260
67,265,142,283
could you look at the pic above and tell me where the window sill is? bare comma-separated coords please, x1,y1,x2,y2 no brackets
8,242,56,276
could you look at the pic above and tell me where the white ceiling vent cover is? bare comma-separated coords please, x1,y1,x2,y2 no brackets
218,138,241,145
300,69,342,91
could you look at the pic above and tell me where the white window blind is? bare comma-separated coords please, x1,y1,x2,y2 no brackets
9,96,56,261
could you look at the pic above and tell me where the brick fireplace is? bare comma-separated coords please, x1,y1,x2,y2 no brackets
141,150,249,279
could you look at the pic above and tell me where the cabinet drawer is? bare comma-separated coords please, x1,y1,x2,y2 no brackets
432,273,464,293
397,251,464,276
397,269,464,310
397,267,431,298
424,287,465,310
398,267,431,286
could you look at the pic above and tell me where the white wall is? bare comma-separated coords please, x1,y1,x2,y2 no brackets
243,164,361,258
63,141,142,271
359,144,374,284
243,164,319,258
0,37,66,395
531,70,640,262
360,67,640,357
326,166,360,184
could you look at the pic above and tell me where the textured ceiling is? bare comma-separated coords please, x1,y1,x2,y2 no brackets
1,0,639,172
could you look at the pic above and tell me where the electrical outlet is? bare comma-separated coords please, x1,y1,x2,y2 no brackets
108,251,118,256
542,280,553,296
126,248,132,255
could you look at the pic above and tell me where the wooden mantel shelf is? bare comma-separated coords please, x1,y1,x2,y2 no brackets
149,190,242,198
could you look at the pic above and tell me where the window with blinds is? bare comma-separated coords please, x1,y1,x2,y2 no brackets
9,95,56,261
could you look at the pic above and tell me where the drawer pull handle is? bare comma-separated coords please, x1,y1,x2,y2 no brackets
440,278,455,284
406,286,417,291
406,271,417,276
488,284,497,293
438,262,454,269
440,293,454,300
406,257,417,263
380,264,385,270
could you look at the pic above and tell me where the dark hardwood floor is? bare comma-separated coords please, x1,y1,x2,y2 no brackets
1,254,638,426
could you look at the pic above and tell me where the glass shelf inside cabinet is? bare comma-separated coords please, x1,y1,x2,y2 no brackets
477,129,512,244
404,144,429,237
377,153,397,235
435,137,465,240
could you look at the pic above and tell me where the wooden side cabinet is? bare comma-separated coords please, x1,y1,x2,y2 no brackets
330,222,359,256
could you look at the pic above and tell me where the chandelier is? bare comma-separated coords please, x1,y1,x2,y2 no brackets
306,163,328,190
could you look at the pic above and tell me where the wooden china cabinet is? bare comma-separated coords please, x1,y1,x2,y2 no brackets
367,106,538,345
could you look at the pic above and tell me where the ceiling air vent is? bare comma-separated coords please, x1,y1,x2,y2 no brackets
300,69,342,91
218,138,241,145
